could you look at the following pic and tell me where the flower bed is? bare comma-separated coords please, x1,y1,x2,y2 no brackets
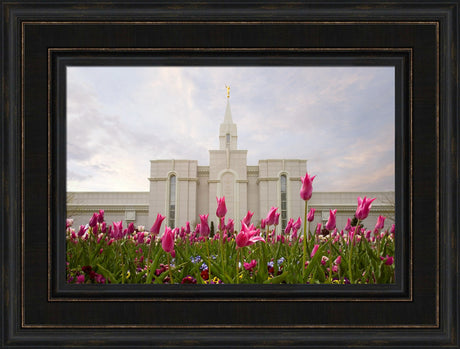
66,172,395,284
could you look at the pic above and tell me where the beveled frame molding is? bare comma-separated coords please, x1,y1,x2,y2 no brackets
3,3,456,347
46,46,414,307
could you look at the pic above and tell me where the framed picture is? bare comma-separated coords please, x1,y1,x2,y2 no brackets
1,1,458,348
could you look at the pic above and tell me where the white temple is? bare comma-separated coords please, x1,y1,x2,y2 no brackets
148,87,307,231
68,87,395,233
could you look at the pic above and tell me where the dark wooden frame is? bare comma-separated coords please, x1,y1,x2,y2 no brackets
1,1,458,348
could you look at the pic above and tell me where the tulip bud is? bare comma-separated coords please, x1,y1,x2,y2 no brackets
307,208,316,222
300,172,316,201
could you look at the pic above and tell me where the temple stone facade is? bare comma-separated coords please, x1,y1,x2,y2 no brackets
147,97,308,232
67,95,395,233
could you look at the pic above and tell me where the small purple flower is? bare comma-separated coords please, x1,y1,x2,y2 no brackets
76,274,85,284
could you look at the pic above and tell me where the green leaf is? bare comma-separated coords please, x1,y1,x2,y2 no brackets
263,271,289,284
146,246,163,284
304,243,328,280
97,263,118,284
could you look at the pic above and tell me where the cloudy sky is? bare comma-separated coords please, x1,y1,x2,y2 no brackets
67,66,395,192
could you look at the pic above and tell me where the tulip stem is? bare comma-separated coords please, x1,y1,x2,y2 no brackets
328,239,333,283
205,238,212,279
236,249,240,284
302,200,310,281
167,253,173,284
119,243,125,284
348,219,359,284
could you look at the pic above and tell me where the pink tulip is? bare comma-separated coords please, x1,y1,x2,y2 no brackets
235,230,249,248
334,255,342,265
66,218,74,229
284,218,294,235
235,223,265,249
243,259,257,271
260,218,266,229
150,214,166,236
77,225,88,237
137,231,145,244
300,172,316,201
325,209,337,231
216,196,227,218
89,213,98,228
315,223,322,235
199,214,210,237
390,223,395,234
293,217,302,231
311,244,319,258
265,207,278,226
355,196,376,221
97,209,105,223
344,218,352,231
112,221,123,239
226,219,234,234
161,226,175,254
127,222,135,235
375,215,386,230
307,208,316,222
242,211,254,226
274,212,280,226
380,255,394,266
290,229,298,241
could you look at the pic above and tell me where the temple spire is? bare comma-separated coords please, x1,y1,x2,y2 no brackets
219,87,237,150
223,97,233,124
